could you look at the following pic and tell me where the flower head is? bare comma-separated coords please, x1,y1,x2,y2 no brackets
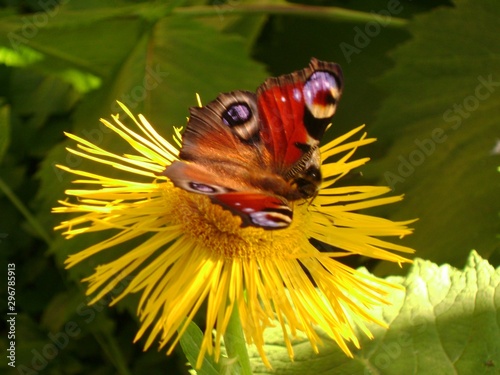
54,103,414,368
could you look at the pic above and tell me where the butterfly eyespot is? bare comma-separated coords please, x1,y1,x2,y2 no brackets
222,103,252,127
249,210,292,228
303,71,340,119
189,182,219,193
219,99,259,142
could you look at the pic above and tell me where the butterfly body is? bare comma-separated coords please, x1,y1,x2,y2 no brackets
164,58,343,229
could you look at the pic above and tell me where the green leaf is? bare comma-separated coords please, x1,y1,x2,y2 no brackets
223,305,253,375
249,251,500,374
361,0,500,272
179,320,222,375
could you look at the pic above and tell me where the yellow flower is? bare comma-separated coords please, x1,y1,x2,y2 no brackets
53,103,414,368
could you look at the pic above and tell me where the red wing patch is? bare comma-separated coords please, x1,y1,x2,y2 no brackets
257,80,308,170
211,192,292,229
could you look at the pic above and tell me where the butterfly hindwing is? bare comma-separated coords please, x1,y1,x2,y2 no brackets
163,162,292,230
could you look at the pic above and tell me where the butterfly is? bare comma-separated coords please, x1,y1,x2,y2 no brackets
163,58,343,229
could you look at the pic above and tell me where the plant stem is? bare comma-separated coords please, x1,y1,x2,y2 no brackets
174,4,408,28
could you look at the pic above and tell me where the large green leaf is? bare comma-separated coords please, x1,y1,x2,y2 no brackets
249,251,500,374
362,0,500,273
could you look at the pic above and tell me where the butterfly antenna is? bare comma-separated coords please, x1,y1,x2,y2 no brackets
307,191,319,209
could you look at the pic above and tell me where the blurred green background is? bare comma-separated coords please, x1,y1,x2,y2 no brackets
0,0,499,374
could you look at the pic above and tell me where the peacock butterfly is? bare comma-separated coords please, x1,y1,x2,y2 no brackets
163,58,343,229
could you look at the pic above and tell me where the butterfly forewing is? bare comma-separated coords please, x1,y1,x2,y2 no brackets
257,58,343,172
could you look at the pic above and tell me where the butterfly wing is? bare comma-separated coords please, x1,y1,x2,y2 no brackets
257,58,343,172
163,58,343,229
